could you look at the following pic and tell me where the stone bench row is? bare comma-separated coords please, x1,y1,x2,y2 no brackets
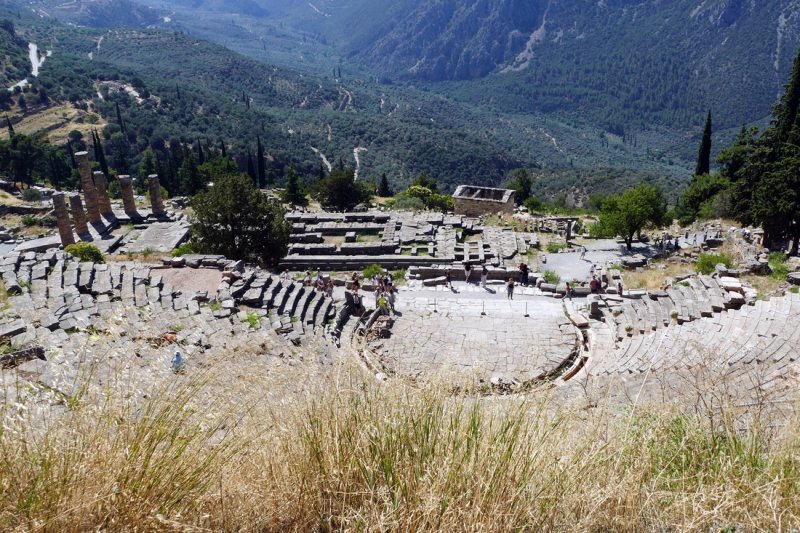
587,293,800,392
598,275,748,341
215,271,336,339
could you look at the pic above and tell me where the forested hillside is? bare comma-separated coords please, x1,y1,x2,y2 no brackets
100,0,800,169
0,1,695,197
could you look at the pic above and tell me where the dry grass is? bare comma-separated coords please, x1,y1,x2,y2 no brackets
0,279,7,309
2,361,800,531
623,261,694,290
742,274,785,298
0,190,22,206
0,104,106,145
0,214,51,238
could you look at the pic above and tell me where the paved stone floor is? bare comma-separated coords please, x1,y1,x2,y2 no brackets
369,294,580,387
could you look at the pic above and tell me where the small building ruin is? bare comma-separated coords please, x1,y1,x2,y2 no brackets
452,186,515,217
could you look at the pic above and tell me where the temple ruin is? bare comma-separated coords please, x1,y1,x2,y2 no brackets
452,186,515,217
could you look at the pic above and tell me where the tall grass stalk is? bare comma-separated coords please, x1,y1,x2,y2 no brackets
2,367,800,530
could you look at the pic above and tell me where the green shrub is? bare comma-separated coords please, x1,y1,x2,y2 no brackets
770,262,789,281
768,252,788,264
172,242,195,257
791,287,799,294
362,264,385,280
65,243,105,263
767,252,789,280
695,253,733,275
543,269,561,284
21,187,42,202
20,215,37,227
546,242,566,254
242,312,260,329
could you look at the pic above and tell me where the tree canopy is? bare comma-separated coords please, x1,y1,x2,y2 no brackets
313,168,372,211
599,184,667,250
190,171,290,265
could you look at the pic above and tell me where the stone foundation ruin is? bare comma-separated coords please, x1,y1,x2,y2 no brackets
452,186,515,217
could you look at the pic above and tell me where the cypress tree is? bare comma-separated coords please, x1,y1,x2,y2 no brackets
378,173,392,197
256,135,266,188
197,141,205,165
695,111,712,176
219,140,227,159
246,150,256,184
115,102,126,135
283,166,305,204
65,141,76,169
6,117,14,137
178,153,202,196
92,130,109,176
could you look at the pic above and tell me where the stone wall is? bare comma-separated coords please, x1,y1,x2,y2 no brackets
452,186,515,217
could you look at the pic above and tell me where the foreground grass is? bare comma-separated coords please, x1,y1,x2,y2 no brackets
1,371,800,530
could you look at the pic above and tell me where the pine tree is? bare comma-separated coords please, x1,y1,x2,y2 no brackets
694,110,712,176
377,173,392,197
776,50,800,142
317,163,326,181
256,135,266,188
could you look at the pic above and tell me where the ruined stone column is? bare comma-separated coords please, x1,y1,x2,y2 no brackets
93,171,113,217
69,193,89,236
118,175,137,215
52,192,75,247
74,151,102,225
147,174,165,217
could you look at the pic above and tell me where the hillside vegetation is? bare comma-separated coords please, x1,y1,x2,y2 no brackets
0,2,693,196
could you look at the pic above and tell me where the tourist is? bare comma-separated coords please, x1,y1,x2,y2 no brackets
580,245,587,260
590,276,599,294
281,269,292,282
324,281,333,299
446,270,453,289
506,277,515,300
303,271,312,286
464,262,472,283
519,262,529,285
617,281,623,296
377,292,389,314
589,264,596,277
171,350,184,373
565,281,573,300
387,288,396,314
480,264,488,289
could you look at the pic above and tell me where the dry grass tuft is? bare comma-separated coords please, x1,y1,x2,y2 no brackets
2,364,800,531
623,261,693,290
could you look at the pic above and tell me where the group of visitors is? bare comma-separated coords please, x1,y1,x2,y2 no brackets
302,269,334,299
349,270,397,314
